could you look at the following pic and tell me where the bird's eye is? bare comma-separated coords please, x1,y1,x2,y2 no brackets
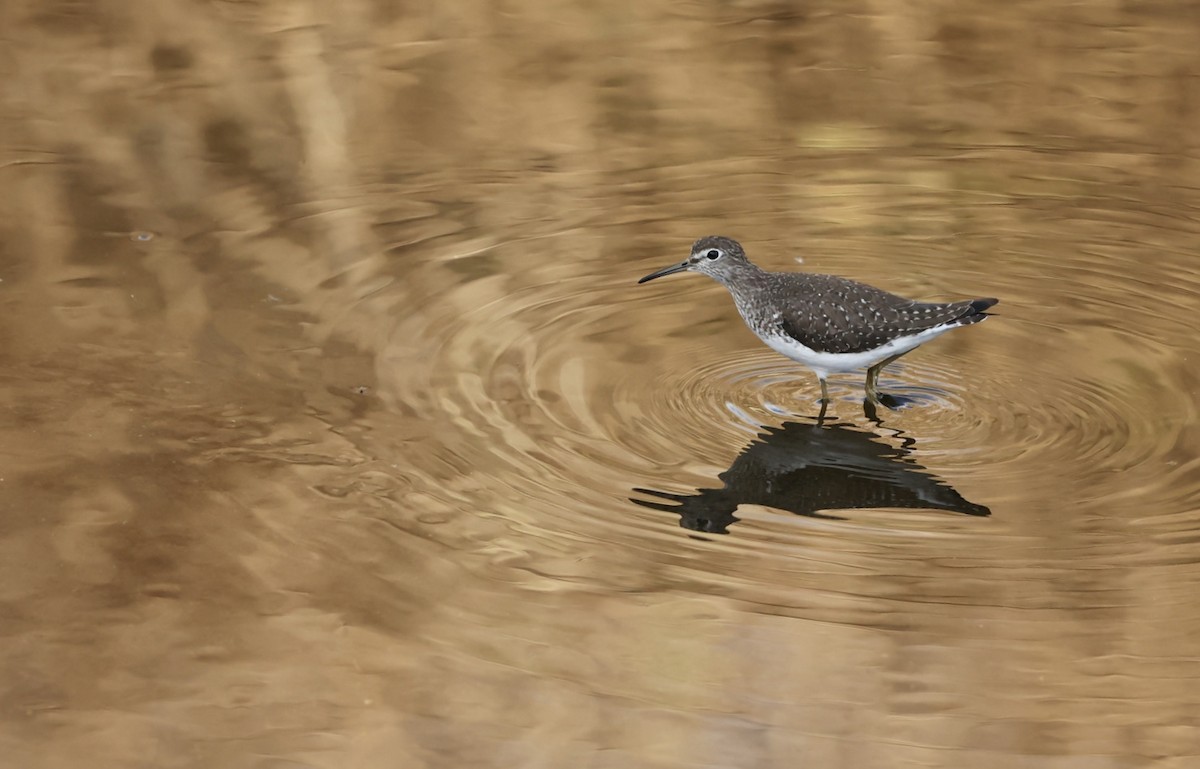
706,249,720,260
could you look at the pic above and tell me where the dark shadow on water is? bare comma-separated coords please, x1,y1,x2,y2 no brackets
876,392,911,410
632,419,991,536
861,393,913,422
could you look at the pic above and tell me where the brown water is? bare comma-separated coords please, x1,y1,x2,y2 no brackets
3,2,1200,767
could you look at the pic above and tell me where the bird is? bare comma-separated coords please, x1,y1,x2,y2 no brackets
637,236,997,406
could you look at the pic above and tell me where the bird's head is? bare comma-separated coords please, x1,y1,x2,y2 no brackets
638,236,751,285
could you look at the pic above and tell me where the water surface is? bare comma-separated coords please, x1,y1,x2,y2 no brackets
2,2,1200,767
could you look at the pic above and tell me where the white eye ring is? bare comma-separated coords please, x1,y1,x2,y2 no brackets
705,249,721,260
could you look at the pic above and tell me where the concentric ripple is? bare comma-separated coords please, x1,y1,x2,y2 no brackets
367,209,1200,595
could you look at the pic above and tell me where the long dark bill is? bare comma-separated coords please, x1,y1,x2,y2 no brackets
637,262,689,284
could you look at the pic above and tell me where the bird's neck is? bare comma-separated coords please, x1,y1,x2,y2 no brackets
712,260,770,299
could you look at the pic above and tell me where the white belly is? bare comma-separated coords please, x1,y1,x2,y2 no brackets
757,325,955,378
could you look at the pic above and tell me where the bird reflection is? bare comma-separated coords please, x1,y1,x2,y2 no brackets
633,420,990,534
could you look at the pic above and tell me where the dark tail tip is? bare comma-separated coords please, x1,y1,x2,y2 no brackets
971,297,999,314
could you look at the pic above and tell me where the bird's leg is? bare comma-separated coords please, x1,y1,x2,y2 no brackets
812,375,830,422
864,364,881,404
865,354,903,403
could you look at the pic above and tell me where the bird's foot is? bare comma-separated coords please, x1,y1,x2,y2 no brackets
864,392,907,411
862,393,907,422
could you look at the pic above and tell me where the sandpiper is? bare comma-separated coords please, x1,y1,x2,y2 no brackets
638,236,997,404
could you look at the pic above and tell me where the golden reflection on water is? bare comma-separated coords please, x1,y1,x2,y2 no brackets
2,1,1200,767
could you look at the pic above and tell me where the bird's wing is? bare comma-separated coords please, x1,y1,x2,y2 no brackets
775,275,988,354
